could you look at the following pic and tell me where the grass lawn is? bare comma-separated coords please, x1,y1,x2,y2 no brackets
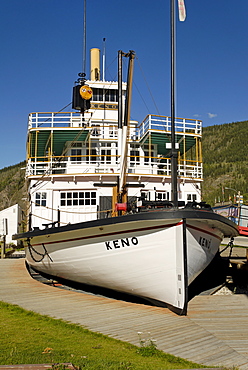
0,301,205,370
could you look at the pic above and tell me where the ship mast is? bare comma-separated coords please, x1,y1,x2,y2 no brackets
118,50,135,202
170,0,178,207
82,0,87,76
171,0,188,316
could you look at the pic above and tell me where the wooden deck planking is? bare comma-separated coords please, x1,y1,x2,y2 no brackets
188,295,248,360
1,259,248,369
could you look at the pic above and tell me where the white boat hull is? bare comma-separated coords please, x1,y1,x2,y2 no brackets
17,208,238,314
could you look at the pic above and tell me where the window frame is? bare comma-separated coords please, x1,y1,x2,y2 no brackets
60,191,97,207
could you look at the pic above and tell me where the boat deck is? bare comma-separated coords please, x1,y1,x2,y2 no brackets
1,258,248,369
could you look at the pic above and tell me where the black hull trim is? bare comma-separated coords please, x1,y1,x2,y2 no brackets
14,208,238,240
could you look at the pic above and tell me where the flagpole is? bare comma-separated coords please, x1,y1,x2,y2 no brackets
82,0,86,75
170,0,178,207
174,0,188,316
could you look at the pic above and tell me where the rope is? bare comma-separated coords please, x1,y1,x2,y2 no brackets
136,57,161,116
27,239,53,263
30,201,112,215
219,236,234,257
29,213,66,224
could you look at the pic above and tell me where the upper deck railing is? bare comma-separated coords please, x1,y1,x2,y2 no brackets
137,115,202,138
28,112,93,128
26,155,203,180
29,113,202,138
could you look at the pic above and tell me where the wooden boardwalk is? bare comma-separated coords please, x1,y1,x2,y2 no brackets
1,258,248,369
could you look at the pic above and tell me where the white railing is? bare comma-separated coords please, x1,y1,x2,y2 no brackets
26,156,203,179
137,115,202,139
28,112,139,140
29,112,202,143
28,112,92,128
29,113,201,136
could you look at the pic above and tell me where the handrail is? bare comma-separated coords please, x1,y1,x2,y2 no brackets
137,114,202,139
26,154,203,179
28,112,137,130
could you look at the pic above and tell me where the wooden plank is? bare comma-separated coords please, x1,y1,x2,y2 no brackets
188,294,248,361
1,259,248,369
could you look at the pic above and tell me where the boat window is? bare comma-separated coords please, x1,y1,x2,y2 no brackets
143,144,155,165
92,88,118,102
144,150,154,164
140,191,150,201
130,145,140,166
99,142,112,164
92,88,103,101
70,142,83,148
86,148,97,163
105,90,110,101
156,192,169,201
187,194,197,201
109,125,117,138
60,191,97,206
106,89,118,102
71,149,82,163
100,149,111,164
35,192,47,207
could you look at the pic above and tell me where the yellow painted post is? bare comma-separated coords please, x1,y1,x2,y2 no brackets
112,186,118,217
35,131,39,160
195,137,198,163
199,138,202,162
122,190,128,215
1,219,7,259
51,131,53,162
27,133,31,160
183,136,186,161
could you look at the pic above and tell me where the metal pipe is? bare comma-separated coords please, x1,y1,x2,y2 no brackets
119,50,135,196
170,0,178,207
118,50,123,163
118,50,123,130
102,38,106,82
181,218,188,315
90,48,100,81
83,0,86,75
123,51,135,129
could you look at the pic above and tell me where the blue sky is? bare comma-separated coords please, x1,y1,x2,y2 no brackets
1,0,248,169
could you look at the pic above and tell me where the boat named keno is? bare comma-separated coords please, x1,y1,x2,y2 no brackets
13,47,238,315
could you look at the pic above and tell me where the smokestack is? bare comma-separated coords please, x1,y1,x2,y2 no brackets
90,48,100,81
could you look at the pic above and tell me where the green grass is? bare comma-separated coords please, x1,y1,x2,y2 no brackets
0,301,205,369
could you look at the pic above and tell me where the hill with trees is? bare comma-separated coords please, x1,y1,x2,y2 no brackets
0,161,26,211
201,120,248,205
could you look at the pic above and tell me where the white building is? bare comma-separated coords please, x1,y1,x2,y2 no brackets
0,204,22,245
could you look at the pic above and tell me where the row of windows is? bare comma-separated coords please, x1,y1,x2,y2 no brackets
34,191,197,207
92,88,118,102
70,143,155,165
70,148,116,164
187,193,197,201
60,191,97,206
140,191,197,201
34,191,97,207
140,191,170,201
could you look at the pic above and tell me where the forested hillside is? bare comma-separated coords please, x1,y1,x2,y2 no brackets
201,120,248,205
0,161,26,211
0,120,247,210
